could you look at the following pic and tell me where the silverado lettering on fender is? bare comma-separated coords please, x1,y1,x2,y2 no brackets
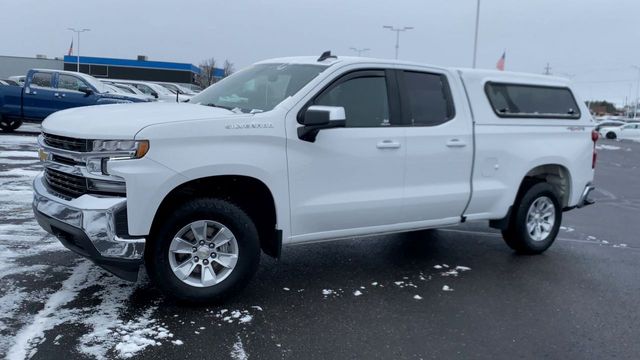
33,54,597,303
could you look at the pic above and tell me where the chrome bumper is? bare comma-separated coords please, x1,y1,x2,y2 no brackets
33,173,145,260
576,184,595,208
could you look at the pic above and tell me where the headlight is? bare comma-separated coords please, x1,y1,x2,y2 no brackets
92,140,150,159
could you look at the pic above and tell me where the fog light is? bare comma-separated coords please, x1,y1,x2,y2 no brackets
86,158,103,174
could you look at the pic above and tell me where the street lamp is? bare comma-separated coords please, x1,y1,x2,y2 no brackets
67,28,91,72
472,0,481,68
632,65,640,119
382,25,413,60
349,47,371,56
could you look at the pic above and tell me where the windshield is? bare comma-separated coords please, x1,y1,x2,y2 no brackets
190,63,328,113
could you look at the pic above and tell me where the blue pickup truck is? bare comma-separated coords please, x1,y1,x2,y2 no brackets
0,69,150,132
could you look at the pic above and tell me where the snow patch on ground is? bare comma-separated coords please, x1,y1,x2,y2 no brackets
560,226,575,233
442,285,454,292
6,261,92,360
230,335,248,360
596,144,621,150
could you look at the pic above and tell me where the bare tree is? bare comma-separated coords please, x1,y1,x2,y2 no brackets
223,60,235,78
198,57,217,87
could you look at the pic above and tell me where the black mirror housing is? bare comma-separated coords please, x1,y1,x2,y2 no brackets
78,86,93,95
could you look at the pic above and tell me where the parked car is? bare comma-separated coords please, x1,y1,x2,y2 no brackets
8,75,26,86
0,79,20,86
155,82,197,96
34,54,596,303
595,120,625,132
109,79,188,102
0,69,150,131
103,84,155,102
600,123,640,139
100,81,156,101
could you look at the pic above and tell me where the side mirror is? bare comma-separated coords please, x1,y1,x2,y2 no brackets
78,86,93,95
298,105,346,142
151,91,159,99
302,105,346,126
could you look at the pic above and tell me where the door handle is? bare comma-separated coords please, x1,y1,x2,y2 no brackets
446,139,467,148
54,93,59,97
377,140,401,149
28,90,38,95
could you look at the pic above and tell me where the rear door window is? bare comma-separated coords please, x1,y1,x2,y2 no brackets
485,83,580,119
402,71,455,126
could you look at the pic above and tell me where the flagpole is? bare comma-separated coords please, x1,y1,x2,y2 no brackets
67,28,91,72
472,0,481,68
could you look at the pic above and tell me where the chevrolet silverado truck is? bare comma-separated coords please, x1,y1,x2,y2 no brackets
33,53,597,303
0,69,149,132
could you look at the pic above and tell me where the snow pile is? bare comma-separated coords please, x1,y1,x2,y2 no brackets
211,308,260,325
353,290,363,296
322,288,344,298
230,335,248,360
442,285,454,292
112,311,173,359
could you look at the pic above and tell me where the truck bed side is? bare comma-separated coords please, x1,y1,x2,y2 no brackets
458,70,594,221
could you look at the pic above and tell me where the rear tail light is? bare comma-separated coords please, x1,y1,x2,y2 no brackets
591,130,598,169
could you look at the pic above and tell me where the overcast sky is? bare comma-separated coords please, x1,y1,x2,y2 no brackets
1,0,639,105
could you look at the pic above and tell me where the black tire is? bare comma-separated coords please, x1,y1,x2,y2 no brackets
606,131,617,139
145,198,260,303
0,117,22,132
501,182,562,254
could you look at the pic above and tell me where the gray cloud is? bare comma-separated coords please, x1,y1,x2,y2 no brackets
1,0,638,104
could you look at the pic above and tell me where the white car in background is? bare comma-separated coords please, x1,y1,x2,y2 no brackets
103,84,156,102
109,79,188,102
101,81,156,101
8,75,26,86
155,82,196,97
600,123,640,140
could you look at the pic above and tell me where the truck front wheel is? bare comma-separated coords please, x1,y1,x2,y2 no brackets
0,117,23,132
502,182,562,254
146,198,260,303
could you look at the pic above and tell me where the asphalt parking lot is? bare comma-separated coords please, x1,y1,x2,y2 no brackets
0,133,638,360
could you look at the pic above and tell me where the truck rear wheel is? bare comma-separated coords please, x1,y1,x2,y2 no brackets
502,182,562,254
146,198,260,303
0,117,22,132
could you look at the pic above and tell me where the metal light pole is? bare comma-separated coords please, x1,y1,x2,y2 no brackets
67,28,91,72
382,26,413,59
349,47,371,56
633,65,640,119
472,0,481,68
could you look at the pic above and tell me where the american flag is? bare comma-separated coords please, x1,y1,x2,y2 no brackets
67,39,73,56
496,51,506,71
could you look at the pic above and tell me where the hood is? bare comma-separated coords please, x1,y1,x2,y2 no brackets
42,102,234,139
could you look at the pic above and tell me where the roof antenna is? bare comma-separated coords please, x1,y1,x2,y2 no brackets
317,51,337,62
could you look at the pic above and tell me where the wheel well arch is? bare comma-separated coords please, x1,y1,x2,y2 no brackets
150,175,281,258
518,164,572,208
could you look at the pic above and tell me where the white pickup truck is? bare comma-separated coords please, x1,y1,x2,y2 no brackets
33,53,597,302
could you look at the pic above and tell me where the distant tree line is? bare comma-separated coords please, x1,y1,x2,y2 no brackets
586,100,617,114
197,58,235,88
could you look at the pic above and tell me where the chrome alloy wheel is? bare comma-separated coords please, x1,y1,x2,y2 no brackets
526,196,556,242
168,220,239,287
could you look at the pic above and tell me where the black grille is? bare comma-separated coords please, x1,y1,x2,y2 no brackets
43,133,92,152
44,168,88,198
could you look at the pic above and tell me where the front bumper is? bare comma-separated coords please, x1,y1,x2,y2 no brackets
33,173,144,281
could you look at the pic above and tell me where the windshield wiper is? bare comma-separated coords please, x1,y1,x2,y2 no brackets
203,103,234,111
